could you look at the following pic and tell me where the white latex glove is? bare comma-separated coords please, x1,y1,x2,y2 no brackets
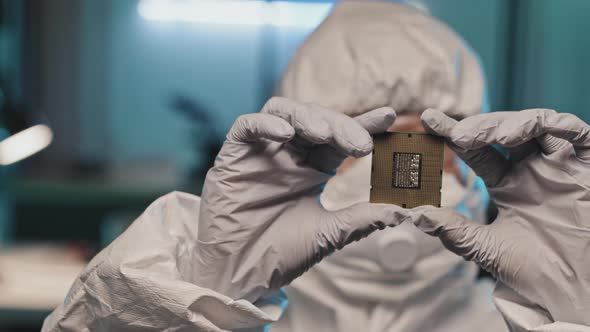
42,97,412,332
194,97,412,303
414,109,590,331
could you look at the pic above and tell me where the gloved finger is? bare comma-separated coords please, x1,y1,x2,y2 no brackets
421,109,510,187
261,97,331,145
227,113,295,143
542,111,590,159
353,107,397,134
420,108,458,137
411,206,499,275
422,108,538,163
325,203,412,249
490,110,590,160
537,134,573,155
306,108,397,172
425,108,590,160
261,97,373,158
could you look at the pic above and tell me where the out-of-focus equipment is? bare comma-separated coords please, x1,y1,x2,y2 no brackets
416,108,590,331
171,94,222,185
370,132,444,208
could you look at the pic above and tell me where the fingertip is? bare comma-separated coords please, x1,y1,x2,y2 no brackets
374,106,397,119
381,107,397,127
261,96,289,113
384,107,397,116
374,107,398,128
355,107,397,135
420,108,439,122
420,109,438,133
229,113,296,143
352,135,374,158
273,122,296,142
420,109,454,137
336,118,374,158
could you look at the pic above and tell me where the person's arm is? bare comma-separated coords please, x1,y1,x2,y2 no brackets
414,109,590,331
42,192,285,332
43,97,414,331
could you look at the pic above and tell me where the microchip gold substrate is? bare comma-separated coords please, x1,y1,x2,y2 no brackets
370,132,444,208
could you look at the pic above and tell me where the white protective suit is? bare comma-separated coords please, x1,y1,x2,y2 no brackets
274,1,507,332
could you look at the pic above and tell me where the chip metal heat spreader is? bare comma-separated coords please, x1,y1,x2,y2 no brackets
370,132,444,208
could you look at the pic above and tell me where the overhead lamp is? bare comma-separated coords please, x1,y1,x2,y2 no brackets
0,89,53,166
137,0,334,29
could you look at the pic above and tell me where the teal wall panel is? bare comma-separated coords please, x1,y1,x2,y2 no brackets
420,0,511,111
511,0,590,122
75,0,590,172
101,0,321,171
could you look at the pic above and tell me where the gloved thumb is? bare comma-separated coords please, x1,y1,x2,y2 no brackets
328,203,412,249
412,207,495,271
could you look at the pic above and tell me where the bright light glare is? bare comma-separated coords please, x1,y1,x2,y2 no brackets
0,125,53,165
137,0,333,28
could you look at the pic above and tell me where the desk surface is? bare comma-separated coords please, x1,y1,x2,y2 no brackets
0,246,85,328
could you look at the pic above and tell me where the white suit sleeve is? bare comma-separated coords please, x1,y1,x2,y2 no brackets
493,283,590,332
41,192,287,332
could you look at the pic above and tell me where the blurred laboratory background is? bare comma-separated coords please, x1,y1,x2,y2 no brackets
0,0,589,330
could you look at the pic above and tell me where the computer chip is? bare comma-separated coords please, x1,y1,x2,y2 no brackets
370,132,444,208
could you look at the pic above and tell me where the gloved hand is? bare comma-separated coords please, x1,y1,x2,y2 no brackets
42,97,412,332
414,109,590,330
195,97,412,303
